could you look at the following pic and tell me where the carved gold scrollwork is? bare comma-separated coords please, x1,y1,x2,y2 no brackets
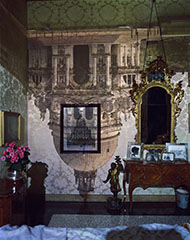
130,57,184,150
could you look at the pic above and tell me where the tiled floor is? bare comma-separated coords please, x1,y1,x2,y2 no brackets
48,214,190,228
25,201,190,226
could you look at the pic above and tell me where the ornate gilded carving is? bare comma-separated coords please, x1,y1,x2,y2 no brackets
130,56,184,150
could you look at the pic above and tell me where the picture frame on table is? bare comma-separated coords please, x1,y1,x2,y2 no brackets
0,110,21,146
145,151,159,163
127,142,144,160
161,152,175,162
166,143,188,161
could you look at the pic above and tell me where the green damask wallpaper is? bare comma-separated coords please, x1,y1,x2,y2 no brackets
141,38,190,71
27,0,190,32
0,0,27,84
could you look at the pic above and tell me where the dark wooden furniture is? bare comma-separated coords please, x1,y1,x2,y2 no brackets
0,178,27,226
125,161,190,212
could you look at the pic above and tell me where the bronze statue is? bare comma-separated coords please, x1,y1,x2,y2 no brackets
103,156,123,200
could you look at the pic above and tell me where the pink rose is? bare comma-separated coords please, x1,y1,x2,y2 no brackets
10,156,18,163
0,156,6,161
19,152,24,159
10,158,15,163
10,152,14,157
9,142,16,148
7,147,13,153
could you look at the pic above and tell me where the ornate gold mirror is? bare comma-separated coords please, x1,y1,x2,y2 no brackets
130,57,184,150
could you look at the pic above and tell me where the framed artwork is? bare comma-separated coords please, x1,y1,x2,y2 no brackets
166,143,188,161
161,152,175,162
145,152,159,163
127,142,143,160
0,110,21,146
60,104,101,153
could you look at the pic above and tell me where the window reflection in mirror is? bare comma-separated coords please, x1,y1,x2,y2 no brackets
141,87,171,144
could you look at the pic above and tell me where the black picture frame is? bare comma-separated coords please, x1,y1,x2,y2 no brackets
60,104,101,153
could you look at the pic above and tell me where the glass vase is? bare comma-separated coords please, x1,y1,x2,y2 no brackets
6,169,26,180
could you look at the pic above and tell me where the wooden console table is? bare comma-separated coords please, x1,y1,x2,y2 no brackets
0,178,27,226
124,162,190,212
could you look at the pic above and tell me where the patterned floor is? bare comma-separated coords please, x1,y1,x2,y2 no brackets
48,214,190,228
26,201,190,226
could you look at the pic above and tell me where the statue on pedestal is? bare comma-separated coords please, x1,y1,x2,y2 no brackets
103,156,124,212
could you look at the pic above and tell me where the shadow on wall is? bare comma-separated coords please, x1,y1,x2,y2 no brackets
26,162,48,226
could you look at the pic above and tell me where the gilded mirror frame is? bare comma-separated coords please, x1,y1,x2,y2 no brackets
0,110,21,146
130,57,184,150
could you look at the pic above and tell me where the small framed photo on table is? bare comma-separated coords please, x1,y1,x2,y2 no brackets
145,152,159,163
127,142,144,160
166,143,188,161
161,152,175,162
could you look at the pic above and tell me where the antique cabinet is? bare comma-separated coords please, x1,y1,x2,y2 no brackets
0,178,27,226
125,162,190,212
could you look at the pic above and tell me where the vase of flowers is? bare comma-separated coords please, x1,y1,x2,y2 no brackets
0,142,30,180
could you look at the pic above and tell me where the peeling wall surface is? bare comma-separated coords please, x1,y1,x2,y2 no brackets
28,71,189,196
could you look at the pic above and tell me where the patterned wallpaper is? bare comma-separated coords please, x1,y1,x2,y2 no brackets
0,1,27,84
28,72,190,196
140,38,190,72
0,65,27,119
27,0,190,31
0,65,27,176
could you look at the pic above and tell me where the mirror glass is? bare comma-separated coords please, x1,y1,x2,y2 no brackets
141,87,171,144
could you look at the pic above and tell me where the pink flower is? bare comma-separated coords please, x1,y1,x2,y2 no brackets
5,142,8,147
9,142,16,148
7,147,14,153
1,142,30,171
0,156,6,161
10,152,14,157
10,158,15,163
10,155,18,163
19,152,24,159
